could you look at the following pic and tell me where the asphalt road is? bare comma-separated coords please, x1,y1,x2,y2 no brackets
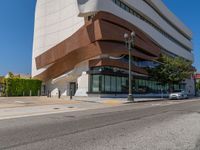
1,99,200,150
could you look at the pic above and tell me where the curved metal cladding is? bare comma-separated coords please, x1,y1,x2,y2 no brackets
34,12,161,81
77,0,193,61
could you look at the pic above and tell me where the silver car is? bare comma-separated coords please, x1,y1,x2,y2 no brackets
169,90,188,100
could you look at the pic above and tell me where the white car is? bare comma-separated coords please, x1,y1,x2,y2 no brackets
169,90,188,100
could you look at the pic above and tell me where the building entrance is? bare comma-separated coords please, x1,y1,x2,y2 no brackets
70,82,76,96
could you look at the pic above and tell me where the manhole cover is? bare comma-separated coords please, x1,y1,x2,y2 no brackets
65,116,75,118
68,106,74,108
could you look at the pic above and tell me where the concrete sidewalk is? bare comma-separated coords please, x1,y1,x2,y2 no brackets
0,96,168,109
0,97,80,109
0,96,198,120
0,101,112,120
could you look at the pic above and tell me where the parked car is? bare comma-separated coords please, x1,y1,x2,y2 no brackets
169,90,188,100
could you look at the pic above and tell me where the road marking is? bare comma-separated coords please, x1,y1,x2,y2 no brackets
151,104,161,106
15,101,26,104
0,108,86,121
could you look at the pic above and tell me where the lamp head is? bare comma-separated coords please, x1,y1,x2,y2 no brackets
124,33,129,40
131,31,135,38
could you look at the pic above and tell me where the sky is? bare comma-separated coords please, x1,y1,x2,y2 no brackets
0,0,36,76
0,0,199,76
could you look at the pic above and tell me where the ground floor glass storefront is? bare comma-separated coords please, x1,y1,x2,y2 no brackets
89,67,185,94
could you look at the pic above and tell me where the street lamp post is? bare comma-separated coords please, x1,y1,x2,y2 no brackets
124,31,135,101
194,72,197,97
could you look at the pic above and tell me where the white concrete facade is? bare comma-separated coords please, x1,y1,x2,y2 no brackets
32,0,195,98
32,0,85,77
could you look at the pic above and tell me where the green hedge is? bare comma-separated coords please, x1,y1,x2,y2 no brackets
197,80,200,91
4,78,42,96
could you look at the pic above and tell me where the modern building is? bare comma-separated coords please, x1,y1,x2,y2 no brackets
194,73,200,96
194,73,200,82
32,0,194,98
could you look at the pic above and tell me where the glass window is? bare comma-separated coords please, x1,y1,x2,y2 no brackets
105,76,111,92
116,0,120,6
100,75,104,92
92,75,100,92
151,81,154,92
125,6,130,12
111,76,116,92
150,81,153,93
120,3,125,9
122,77,128,93
173,84,180,91
117,77,122,92
137,79,147,94
134,79,139,93
129,9,133,15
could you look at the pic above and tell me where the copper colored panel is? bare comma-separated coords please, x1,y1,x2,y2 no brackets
35,41,151,81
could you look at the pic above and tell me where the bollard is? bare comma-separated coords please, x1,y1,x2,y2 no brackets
47,90,49,98
30,90,32,96
70,88,73,100
58,90,61,99
38,90,40,97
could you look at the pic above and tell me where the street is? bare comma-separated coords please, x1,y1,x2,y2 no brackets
1,99,200,150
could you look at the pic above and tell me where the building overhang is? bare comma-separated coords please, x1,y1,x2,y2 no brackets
34,11,161,81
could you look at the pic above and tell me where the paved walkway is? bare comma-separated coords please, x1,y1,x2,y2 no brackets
0,96,167,108
0,102,110,120
0,97,126,120
0,97,80,108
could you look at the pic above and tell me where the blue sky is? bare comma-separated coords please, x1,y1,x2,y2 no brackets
0,0,199,76
0,0,35,76
163,0,200,72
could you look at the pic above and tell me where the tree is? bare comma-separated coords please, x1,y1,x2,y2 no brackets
148,55,194,92
0,76,5,96
8,72,14,78
0,76,4,83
